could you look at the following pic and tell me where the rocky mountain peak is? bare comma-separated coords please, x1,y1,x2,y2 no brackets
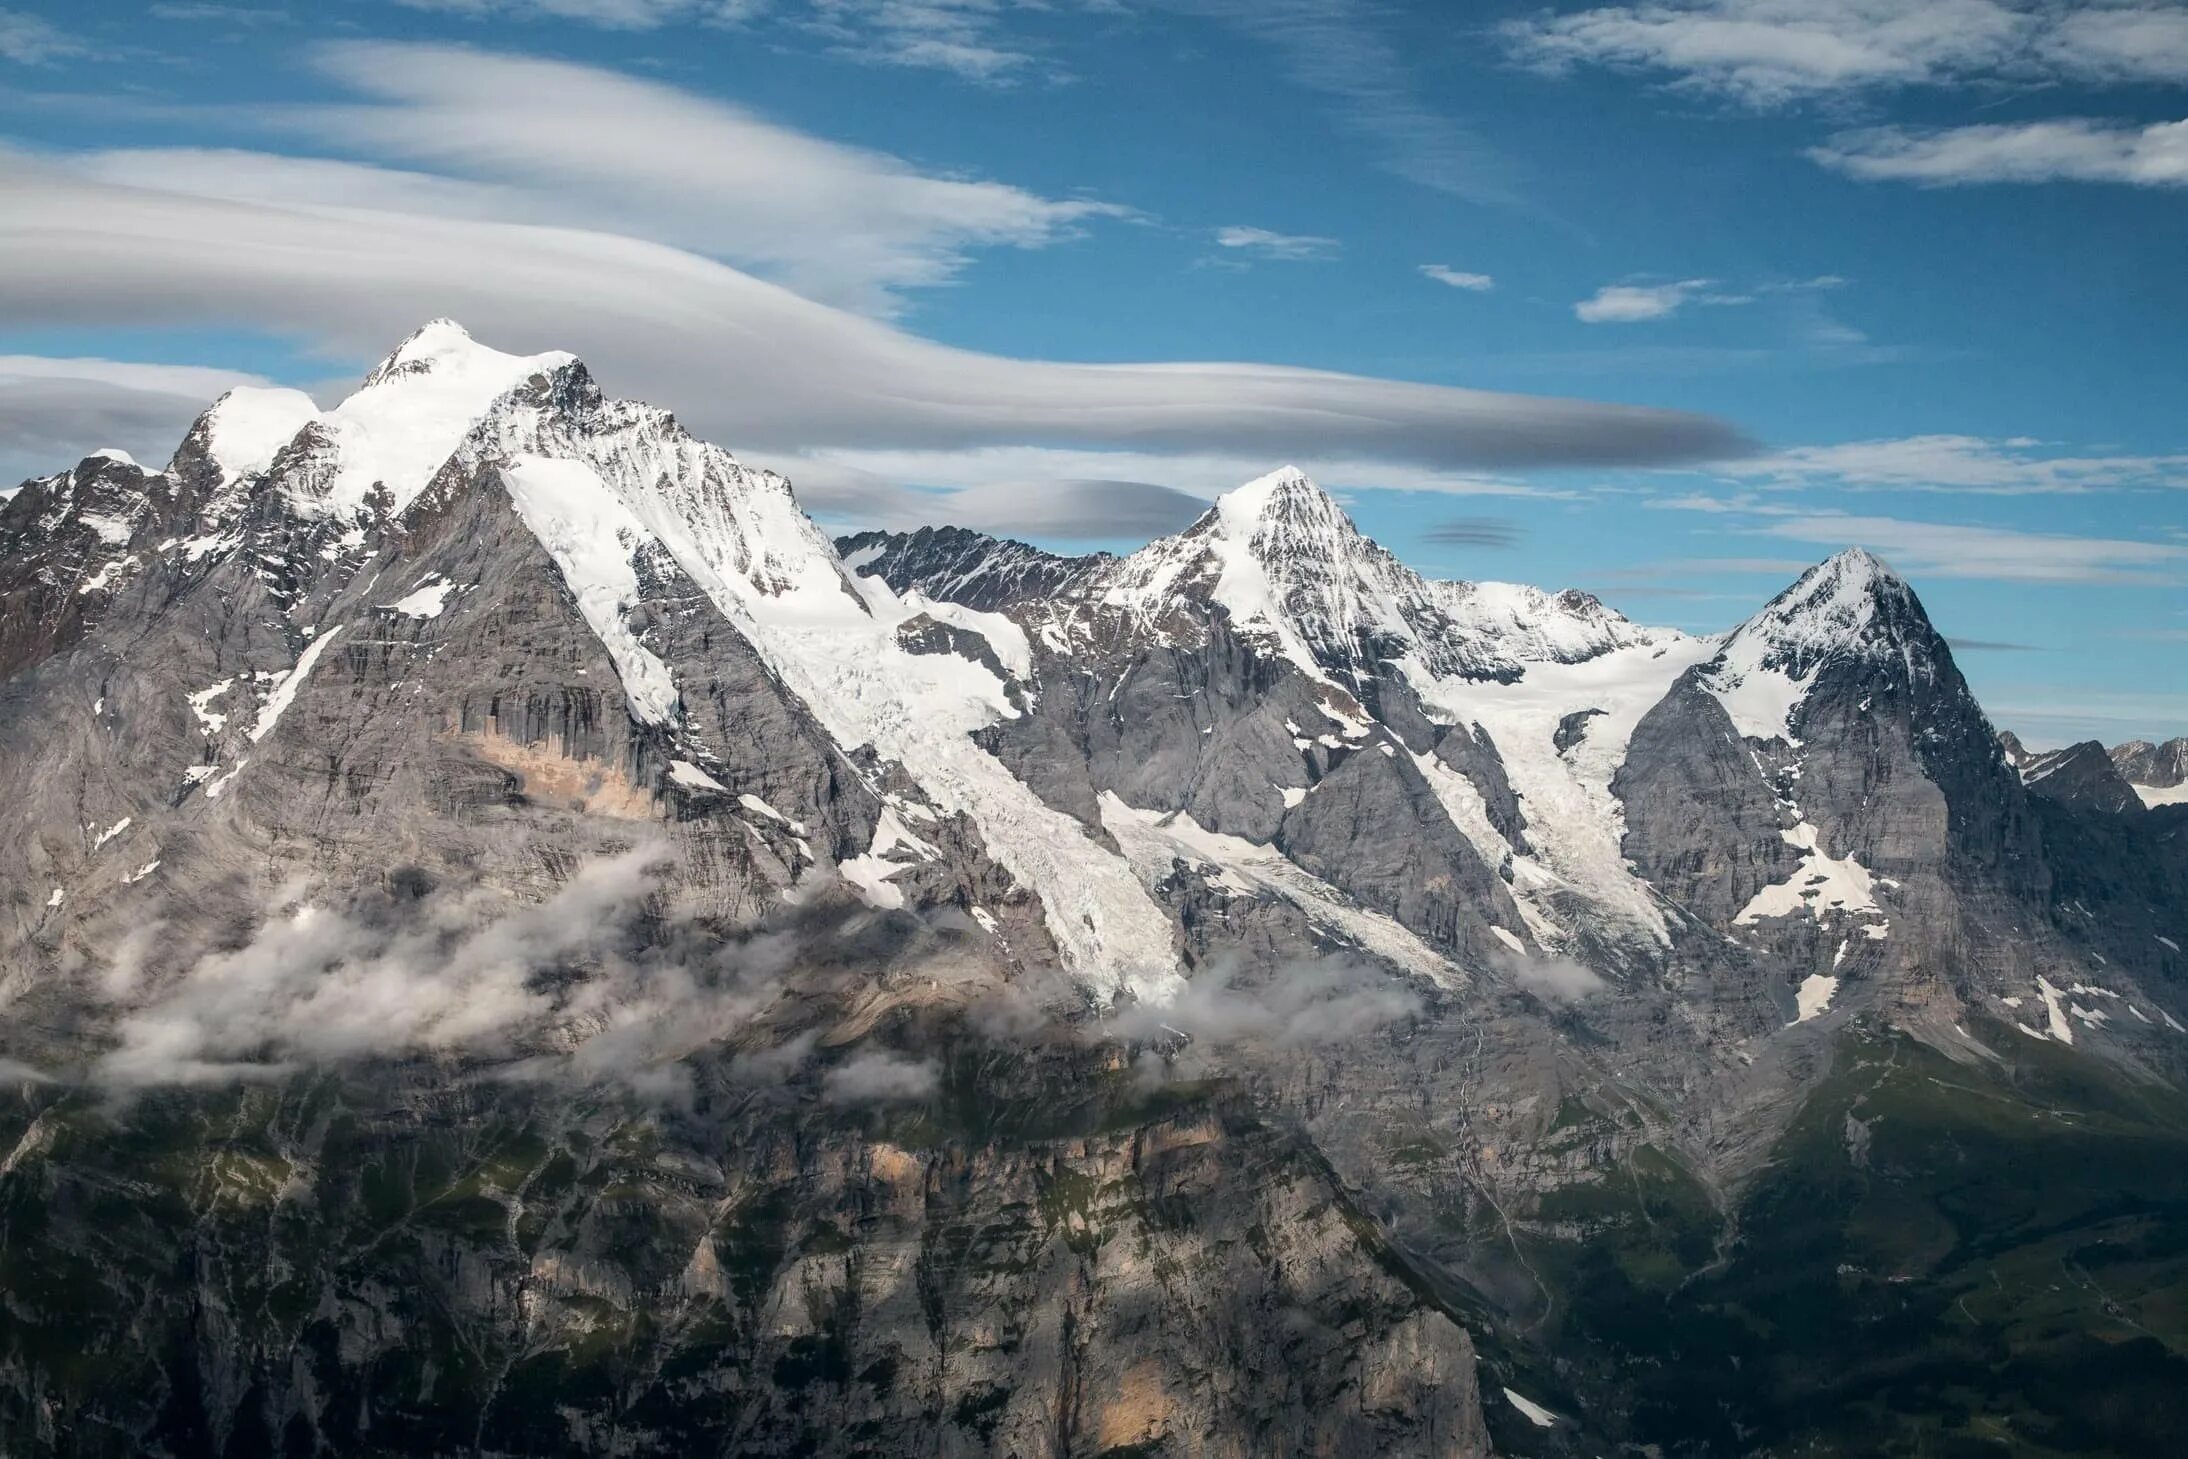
1747,547,1914,645
1701,547,1947,743
2112,736,2188,792
171,385,323,494
362,317,491,386
2022,739,2148,816
1204,465,1371,564
285,321,581,520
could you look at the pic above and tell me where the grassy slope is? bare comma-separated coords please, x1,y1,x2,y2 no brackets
1471,1020,2188,1458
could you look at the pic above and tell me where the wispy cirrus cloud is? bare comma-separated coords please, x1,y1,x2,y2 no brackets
1723,434,2188,494
1983,688,2188,744
1501,0,2188,107
1420,264,1495,291
388,0,754,28
1753,512,2187,585
387,0,1042,81
798,0,1043,83
1644,491,2186,586
1214,225,1341,261
1812,119,2188,188
1574,277,1751,323
0,6,81,63
147,3,295,23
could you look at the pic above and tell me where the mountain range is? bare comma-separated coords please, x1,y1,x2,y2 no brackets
2,321,2184,1458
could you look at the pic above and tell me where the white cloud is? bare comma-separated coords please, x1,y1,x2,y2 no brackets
799,0,1041,82
0,6,79,63
785,458,1211,538
251,41,1125,314
1982,688,2188,745
1215,225,1341,260
1725,434,2188,494
1108,955,1420,1050
389,0,751,27
389,0,1040,81
1755,512,2187,584
1503,0,2030,104
820,1048,940,1104
94,847,678,1087
1502,1,2188,106
1812,119,2188,188
1420,263,1495,291
1503,952,1607,1004
2040,5,2188,84
148,3,295,22
779,445,1574,537
0,148,1744,485
1574,278,1749,323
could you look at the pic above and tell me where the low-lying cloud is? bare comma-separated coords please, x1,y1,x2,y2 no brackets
84,845,810,1094
821,1049,942,1105
1503,952,1609,1005
1112,955,1423,1050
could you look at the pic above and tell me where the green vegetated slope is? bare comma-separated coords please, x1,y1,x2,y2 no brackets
1479,1020,2188,1459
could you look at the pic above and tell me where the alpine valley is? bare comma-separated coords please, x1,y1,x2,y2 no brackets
3,321,2186,1459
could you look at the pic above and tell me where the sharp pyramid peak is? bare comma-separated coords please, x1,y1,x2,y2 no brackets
1219,464,1331,514
1815,544,1903,586
1209,465,1368,549
1750,544,1917,630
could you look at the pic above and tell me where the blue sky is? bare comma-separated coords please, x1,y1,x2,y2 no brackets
1,0,2184,743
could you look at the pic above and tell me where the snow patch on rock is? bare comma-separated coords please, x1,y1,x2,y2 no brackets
1791,973,1839,1025
1101,793,1463,988
667,760,727,793
383,576,456,618
1502,1388,1558,1429
1736,817,1888,934
249,627,344,744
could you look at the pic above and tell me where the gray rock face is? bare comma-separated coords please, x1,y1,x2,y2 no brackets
2022,740,2148,816
2113,736,2188,789
836,525,1108,611
1616,671,1800,926
1277,734,1530,962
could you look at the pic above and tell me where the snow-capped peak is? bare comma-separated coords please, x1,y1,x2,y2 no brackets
1101,466,1667,690
361,318,491,388
1207,465,1364,557
182,386,323,489
87,448,139,469
272,320,578,520
1703,547,1929,742
1736,547,1916,656
1214,463,1329,522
